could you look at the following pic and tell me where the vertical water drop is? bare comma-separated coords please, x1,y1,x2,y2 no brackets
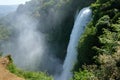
58,7,92,80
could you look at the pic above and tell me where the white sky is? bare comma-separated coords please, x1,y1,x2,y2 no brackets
0,0,31,5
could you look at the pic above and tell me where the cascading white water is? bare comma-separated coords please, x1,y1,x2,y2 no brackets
59,7,92,80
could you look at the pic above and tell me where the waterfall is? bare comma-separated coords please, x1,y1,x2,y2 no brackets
59,7,92,80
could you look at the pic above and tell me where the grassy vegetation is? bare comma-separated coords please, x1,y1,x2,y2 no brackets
73,69,97,80
7,57,53,80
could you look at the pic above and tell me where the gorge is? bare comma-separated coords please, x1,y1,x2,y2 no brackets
0,0,120,80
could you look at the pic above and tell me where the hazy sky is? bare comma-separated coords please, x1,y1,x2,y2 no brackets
0,0,31,5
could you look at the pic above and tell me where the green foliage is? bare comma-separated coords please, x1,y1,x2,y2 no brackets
7,60,53,80
81,50,120,80
74,0,120,80
0,24,10,54
0,25,10,41
112,23,120,32
91,0,120,24
95,18,120,55
96,29,118,54
96,0,108,3
95,15,111,35
73,70,97,80
42,0,55,8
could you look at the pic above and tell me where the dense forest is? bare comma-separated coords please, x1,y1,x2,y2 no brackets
74,0,120,80
0,0,120,80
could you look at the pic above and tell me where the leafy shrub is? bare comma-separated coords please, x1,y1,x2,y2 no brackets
73,70,97,80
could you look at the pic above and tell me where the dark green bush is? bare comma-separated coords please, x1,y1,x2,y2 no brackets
73,70,97,80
